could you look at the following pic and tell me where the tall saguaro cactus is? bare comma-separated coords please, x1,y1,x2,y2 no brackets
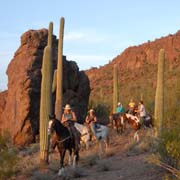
40,22,53,164
55,17,65,120
113,64,119,113
154,49,165,136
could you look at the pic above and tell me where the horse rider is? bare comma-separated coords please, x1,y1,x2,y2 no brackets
128,99,136,115
137,100,146,128
116,102,125,113
61,104,81,149
85,109,101,140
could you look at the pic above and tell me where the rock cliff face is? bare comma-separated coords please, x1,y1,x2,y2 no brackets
0,29,90,146
86,30,180,107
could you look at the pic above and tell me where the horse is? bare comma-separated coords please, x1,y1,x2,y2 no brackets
123,113,153,142
74,122,91,149
49,119,79,176
89,122,109,158
109,113,126,134
143,114,153,128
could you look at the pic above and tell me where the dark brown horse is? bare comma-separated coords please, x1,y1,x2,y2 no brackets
50,119,79,175
109,113,126,134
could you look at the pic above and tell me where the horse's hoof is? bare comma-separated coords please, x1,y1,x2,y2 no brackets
58,167,65,176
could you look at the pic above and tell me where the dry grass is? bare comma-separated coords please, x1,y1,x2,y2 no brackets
126,128,156,156
96,159,111,172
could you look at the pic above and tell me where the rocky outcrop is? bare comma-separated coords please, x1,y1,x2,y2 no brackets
0,29,90,146
0,91,7,117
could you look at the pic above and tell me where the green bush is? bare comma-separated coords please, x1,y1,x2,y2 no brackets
0,131,19,179
158,127,180,169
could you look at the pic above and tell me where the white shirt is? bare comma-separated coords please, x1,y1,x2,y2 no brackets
139,104,146,117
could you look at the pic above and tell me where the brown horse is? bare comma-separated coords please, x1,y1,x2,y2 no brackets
109,113,126,134
122,114,141,141
49,119,79,175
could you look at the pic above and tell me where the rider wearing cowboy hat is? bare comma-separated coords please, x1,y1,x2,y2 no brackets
61,104,81,149
62,104,77,124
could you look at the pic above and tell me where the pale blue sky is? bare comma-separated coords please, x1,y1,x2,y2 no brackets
1,0,180,90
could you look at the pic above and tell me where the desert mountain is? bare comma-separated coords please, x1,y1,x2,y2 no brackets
86,30,180,114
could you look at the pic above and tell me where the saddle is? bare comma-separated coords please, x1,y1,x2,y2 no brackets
145,115,151,121
95,123,101,132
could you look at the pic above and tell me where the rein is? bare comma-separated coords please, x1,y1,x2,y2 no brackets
81,132,88,137
56,136,71,144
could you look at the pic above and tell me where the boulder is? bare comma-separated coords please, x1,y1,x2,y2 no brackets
0,29,90,146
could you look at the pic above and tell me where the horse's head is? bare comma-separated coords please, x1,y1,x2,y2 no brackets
123,114,130,124
109,113,113,123
109,113,118,127
48,114,62,135
48,119,56,135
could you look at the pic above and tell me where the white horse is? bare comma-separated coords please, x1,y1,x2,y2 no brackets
74,122,91,149
89,123,109,158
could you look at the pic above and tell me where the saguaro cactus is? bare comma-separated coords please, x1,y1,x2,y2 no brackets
40,22,53,164
154,49,165,136
55,17,65,120
113,64,119,113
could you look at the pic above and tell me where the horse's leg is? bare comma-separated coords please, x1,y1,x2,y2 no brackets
85,140,90,150
105,138,109,153
134,131,139,142
115,120,119,134
120,116,124,134
58,149,66,176
98,140,103,159
68,148,72,165
73,148,79,168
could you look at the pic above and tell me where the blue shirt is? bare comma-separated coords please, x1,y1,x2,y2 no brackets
116,106,124,113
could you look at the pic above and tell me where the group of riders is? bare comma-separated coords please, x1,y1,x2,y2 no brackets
116,99,147,126
50,99,147,150
50,104,99,150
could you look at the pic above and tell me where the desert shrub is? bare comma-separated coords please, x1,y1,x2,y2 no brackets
158,127,180,169
0,130,19,179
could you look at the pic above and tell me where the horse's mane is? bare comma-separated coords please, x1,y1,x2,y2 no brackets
53,119,69,137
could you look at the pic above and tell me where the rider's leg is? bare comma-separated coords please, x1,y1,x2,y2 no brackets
71,126,81,149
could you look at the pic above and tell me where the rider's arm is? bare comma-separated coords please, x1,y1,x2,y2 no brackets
61,114,66,123
71,111,77,122
93,116,97,123
85,116,90,124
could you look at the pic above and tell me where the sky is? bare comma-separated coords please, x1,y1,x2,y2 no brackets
1,0,180,90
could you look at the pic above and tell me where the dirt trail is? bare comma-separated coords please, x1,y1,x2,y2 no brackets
13,128,166,180
74,129,165,180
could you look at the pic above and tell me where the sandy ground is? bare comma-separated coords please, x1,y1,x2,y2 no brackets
12,127,166,180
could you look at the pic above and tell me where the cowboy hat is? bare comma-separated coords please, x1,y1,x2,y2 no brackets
64,104,71,110
89,109,94,112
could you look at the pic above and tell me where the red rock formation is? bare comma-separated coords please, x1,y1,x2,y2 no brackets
0,29,90,146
